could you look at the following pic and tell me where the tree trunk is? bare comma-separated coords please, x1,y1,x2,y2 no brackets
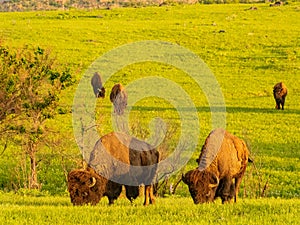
29,144,40,190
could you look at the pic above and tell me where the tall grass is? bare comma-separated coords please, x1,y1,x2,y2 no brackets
0,193,299,225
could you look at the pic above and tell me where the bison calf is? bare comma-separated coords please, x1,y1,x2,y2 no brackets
182,128,250,204
273,82,287,110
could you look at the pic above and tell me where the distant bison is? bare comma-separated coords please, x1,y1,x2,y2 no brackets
182,128,250,204
110,83,127,115
273,82,287,110
245,6,257,10
270,1,283,7
89,132,159,205
91,72,105,98
67,166,122,205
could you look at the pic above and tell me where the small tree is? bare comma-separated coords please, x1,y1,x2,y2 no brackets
0,44,74,189
0,45,22,123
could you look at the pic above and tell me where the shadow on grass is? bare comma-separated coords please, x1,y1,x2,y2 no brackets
126,105,300,115
222,107,300,115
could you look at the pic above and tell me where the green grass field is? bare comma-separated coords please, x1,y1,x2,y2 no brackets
0,2,299,224
0,193,300,225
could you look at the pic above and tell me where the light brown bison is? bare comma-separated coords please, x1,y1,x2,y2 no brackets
182,128,250,204
89,132,159,205
273,82,287,110
110,83,127,115
91,72,105,98
67,166,122,205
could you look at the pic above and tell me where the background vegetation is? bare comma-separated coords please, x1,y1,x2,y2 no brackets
0,2,299,223
1,0,299,12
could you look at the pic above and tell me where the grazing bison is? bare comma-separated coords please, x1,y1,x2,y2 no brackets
270,1,283,7
182,128,250,204
89,132,159,205
245,6,258,10
273,82,287,110
110,83,127,115
91,72,105,98
67,166,122,205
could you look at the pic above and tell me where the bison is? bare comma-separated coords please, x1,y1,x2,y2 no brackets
67,166,123,205
110,83,127,115
182,128,250,204
273,82,287,110
87,132,159,205
91,72,105,98
270,1,283,7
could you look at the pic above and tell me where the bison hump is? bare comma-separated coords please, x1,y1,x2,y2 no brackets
198,128,226,171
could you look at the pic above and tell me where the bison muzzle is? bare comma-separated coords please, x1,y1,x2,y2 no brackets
67,166,122,206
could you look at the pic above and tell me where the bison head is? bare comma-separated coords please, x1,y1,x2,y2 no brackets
273,82,287,99
182,169,219,204
97,87,106,98
273,86,283,100
67,168,105,206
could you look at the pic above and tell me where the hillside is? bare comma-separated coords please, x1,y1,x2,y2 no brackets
0,3,299,198
0,0,281,12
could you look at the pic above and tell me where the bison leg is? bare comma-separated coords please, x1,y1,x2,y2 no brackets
233,161,248,203
125,185,139,204
144,185,155,206
144,185,150,206
108,197,115,205
281,96,286,110
234,176,243,203
275,99,281,109
220,177,234,204
149,185,155,204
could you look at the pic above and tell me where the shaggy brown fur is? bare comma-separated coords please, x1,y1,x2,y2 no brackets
183,128,250,204
273,82,287,110
110,83,128,115
67,166,122,206
183,169,219,204
89,132,159,205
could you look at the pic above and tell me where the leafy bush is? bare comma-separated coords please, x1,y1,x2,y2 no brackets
0,44,75,191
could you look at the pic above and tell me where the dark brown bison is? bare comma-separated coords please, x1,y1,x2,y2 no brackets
182,128,250,204
110,83,127,115
91,72,105,98
67,166,122,205
88,132,159,205
273,82,287,110
270,1,283,7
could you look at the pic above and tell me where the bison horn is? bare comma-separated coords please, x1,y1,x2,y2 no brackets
181,173,186,184
208,173,219,188
88,177,96,188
